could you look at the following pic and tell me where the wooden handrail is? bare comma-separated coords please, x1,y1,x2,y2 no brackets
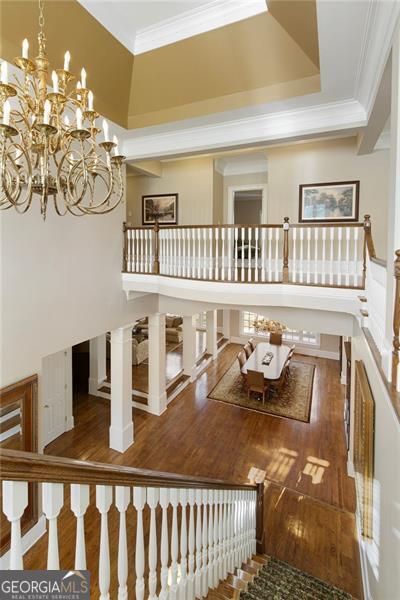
0,449,256,491
363,214,376,259
125,222,365,232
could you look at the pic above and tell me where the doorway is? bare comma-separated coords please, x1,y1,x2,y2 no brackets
227,184,267,224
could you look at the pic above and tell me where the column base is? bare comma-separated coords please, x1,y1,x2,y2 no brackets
88,377,106,396
183,367,197,383
109,422,134,453
148,391,167,416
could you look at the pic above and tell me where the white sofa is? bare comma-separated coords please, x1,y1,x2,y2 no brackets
106,333,149,366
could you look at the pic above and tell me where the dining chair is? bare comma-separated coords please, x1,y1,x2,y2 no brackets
237,351,248,383
244,342,252,359
248,338,256,352
247,369,269,404
270,332,283,346
271,358,291,396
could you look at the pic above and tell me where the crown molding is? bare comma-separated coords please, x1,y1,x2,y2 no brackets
122,100,366,160
215,156,267,176
134,0,267,55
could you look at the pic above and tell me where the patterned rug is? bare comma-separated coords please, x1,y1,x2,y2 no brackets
208,359,314,422
241,557,352,599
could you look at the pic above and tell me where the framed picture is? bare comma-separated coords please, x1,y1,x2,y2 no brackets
142,194,178,225
299,181,360,223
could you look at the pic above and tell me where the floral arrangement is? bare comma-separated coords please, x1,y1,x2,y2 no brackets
252,317,287,334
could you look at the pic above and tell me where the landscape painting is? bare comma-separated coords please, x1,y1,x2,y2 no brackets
142,194,178,225
299,181,359,223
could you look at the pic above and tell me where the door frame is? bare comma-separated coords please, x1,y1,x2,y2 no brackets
227,184,268,225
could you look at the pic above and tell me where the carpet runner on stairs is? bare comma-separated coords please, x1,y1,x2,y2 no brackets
241,557,353,600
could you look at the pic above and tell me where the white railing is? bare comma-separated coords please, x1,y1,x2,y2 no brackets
124,218,371,289
365,253,387,354
1,450,259,599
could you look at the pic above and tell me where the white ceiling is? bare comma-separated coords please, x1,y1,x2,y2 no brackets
78,0,267,54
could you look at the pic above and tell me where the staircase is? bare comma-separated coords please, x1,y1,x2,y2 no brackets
206,555,353,600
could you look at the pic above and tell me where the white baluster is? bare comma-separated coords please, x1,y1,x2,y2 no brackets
233,491,239,569
306,228,311,284
337,227,343,286
141,229,145,272
330,227,335,285
268,228,273,281
71,483,89,570
228,491,234,574
213,492,219,587
209,228,213,280
197,228,202,279
261,228,266,281
116,486,130,600
227,228,232,281
181,228,186,277
314,227,319,284
203,229,207,280
170,488,179,599
96,485,112,600
275,228,280,282
215,228,219,281
177,228,182,277
218,491,224,581
173,229,178,276
201,490,209,597
159,488,169,600
321,227,326,285
221,491,227,579
133,487,146,600
345,227,351,287
234,228,239,281
353,227,359,287
187,490,196,600
299,228,304,283
195,490,203,598
2,481,28,569
254,228,259,282
147,487,159,600
42,482,64,570
221,228,225,281
207,490,214,589
144,229,149,273
292,227,297,282
179,489,188,600
168,229,172,275
241,228,245,282
247,228,252,282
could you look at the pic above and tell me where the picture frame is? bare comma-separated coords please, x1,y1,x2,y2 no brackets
299,180,360,223
142,193,178,225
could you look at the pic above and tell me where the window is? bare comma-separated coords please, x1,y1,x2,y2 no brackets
241,311,319,346
195,311,207,330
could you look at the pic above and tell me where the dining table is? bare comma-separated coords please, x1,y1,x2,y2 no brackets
241,342,291,381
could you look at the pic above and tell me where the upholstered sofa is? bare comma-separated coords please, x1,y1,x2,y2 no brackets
106,333,149,366
135,315,183,344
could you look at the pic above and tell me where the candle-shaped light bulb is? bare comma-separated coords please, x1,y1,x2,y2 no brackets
43,99,51,125
113,134,120,155
76,80,81,100
22,39,29,59
3,100,10,126
81,67,87,88
1,61,8,84
102,118,109,142
88,90,94,111
76,107,83,130
51,70,59,94
64,50,71,71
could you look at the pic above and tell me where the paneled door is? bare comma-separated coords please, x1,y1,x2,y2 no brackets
42,349,69,447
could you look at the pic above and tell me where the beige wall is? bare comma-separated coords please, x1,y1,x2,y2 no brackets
266,137,389,258
126,158,214,226
213,169,224,224
222,172,268,222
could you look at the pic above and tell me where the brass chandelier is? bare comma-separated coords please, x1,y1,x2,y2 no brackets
0,0,125,219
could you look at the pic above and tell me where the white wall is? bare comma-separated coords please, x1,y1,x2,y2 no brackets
351,329,400,600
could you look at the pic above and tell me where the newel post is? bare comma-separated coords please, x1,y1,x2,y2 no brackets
392,249,400,389
363,214,376,262
153,219,160,275
283,217,290,283
122,222,128,272
255,482,265,555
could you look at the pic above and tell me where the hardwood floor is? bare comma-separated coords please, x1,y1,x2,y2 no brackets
26,344,361,598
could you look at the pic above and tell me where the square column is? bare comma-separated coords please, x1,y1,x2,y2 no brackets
88,334,107,396
148,313,167,415
109,326,134,453
183,315,197,382
206,310,218,360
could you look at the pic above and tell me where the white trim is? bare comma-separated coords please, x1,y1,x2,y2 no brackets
215,155,268,176
0,516,47,569
0,408,20,423
122,100,366,161
227,184,267,224
133,0,267,55
354,493,372,600
0,424,21,442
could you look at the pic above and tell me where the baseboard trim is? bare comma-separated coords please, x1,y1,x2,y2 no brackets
355,505,372,600
0,515,46,568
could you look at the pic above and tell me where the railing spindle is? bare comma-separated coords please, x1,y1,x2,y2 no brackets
208,490,215,589
247,227,252,282
330,227,335,285
203,229,207,280
187,490,196,600
306,228,311,284
215,229,219,281
221,228,225,281
254,228,259,282
234,227,239,281
321,227,326,285
71,483,89,570
275,228,280,282
227,228,232,281
159,488,169,600
202,490,209,596
179,489,188,600
170,488,179,599
96,485,112,600
2,480,28,569
353,227,359,287
42,482,64,570
133,487,146,600
261,228,266,282
292,227,297,283
241,228,245,282
147,487,159,600
337,227,343,286
195,489,203,598
314,228,319,284
116,486,130,600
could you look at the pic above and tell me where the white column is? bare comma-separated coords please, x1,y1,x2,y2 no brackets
384,24,400,380
109,326,134,453
148,313,167,416
183,315,197,382
206,310,218,360
89,334,107,396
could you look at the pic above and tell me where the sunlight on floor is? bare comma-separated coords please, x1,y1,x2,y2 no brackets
247,466,267,484
268,447,298,481
302,456,330,485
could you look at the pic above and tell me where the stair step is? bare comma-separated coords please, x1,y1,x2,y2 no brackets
235,568,254,582
227,574,247,590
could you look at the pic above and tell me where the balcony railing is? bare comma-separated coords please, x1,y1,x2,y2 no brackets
123,215,376,289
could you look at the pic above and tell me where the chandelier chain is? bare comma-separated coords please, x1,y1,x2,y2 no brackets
38,0,45,38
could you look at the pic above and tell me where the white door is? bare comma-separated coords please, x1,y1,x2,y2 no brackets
42,349,68,447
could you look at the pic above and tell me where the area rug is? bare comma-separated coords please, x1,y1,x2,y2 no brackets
208,359,314,422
